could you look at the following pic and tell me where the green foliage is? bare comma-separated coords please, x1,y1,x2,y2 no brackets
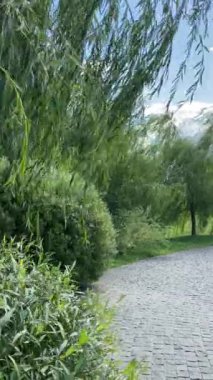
0,158,26,239
116,208,166,256
161,136,213,235
0,0,212,272
124,115,213,236
31,175,117,283
105,147,158,216
0,1,212,184
0,238,139,379
0,2,212,376
0,168,117,284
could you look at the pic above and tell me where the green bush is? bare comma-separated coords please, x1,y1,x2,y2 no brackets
0,167,117,283
116,208,166,256
0,239,139,379
29,173,117,283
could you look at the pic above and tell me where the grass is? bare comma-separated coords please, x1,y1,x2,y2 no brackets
110,235,213,268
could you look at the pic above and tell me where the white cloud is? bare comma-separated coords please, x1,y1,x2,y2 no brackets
173,102,213,124
145,103,169,115
145,101,213,137
146,101,213,120
209,47,213,52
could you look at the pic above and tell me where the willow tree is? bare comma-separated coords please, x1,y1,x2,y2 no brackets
0,0,212,184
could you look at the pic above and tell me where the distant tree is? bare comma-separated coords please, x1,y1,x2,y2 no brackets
161,135,213,235
105,149,158,215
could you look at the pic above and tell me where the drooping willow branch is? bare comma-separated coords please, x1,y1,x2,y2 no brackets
0,0,212,184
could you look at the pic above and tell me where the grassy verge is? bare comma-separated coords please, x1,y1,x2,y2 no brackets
110,235,213,268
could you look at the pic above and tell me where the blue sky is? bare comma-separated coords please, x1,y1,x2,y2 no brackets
154,21,213,105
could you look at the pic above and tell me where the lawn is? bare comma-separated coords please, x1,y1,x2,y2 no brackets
110,235,213,268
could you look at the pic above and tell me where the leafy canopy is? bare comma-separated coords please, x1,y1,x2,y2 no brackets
0,0,212,182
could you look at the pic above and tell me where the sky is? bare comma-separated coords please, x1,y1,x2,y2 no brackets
128,0,213,132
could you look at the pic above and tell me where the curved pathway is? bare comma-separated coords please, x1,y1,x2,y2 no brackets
98,247,213,379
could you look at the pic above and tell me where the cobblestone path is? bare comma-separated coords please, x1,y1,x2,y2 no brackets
98,247,213,379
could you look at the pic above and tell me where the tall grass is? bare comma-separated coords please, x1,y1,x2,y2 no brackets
0,238,140,379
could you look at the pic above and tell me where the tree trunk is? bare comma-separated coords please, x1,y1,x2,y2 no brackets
190,203,196,236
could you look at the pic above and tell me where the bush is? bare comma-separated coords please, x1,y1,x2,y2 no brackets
116,208,166,256
0,167,117,284
0,239,139,379
29,173,117,283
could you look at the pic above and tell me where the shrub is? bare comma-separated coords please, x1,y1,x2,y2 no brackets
0,167,117,284
116,208,166,256
28,173,117,284
0,239,139,379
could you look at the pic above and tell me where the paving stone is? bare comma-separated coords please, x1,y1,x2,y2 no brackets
98,246,213,380
177,365,188,371
151,373,166,380
202,375,213,380
188,369,202,379
201,367,213,374
177,370,189,378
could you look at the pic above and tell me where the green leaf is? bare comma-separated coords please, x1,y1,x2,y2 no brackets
123,359,139,380
12,330,26,344
78,329,89,346
9,356,21,379
0,308,15,329
60,345,76,359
